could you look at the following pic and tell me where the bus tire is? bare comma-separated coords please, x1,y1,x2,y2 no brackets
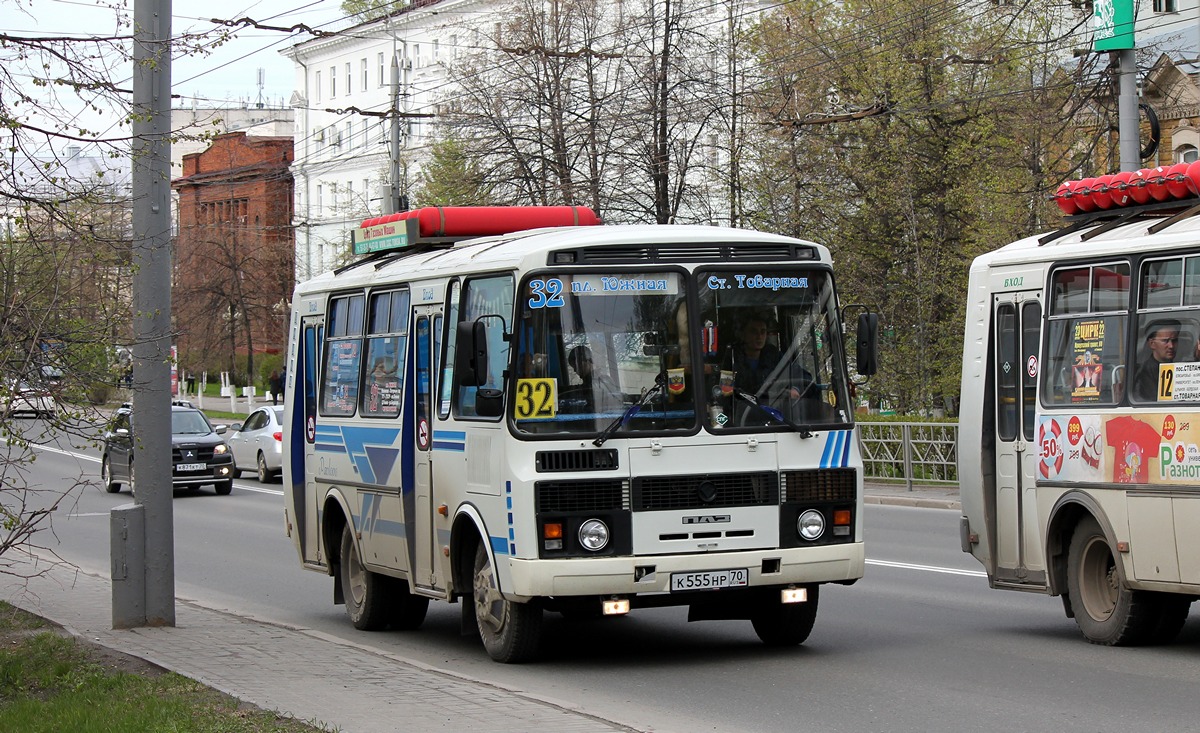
340,524,391,631
472,543,542,663
751,585,819,646
1067,517,1158,645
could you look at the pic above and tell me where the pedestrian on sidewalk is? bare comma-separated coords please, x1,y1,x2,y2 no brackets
268,370,282,406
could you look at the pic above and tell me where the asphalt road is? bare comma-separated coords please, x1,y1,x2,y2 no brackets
15,425,1200,733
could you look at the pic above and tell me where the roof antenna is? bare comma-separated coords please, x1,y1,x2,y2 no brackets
255,68,266,109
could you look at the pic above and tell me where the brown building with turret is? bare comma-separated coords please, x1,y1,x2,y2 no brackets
172,132,294,384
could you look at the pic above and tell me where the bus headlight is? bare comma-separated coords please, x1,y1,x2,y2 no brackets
797,509,825,541
578,519,610,551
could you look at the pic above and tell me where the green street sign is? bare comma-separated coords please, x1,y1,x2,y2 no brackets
1093,0,1135,51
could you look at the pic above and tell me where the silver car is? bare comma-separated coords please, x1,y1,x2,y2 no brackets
227,406,284,483
4,380,56,419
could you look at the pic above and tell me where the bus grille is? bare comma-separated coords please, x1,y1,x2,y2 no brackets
536,479,630,512
535,449,618,472
781,469,857,503
633,472,778,510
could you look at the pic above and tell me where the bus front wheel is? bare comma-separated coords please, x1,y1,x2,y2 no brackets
751,585,819,646
472,543,542,663
1066,517,1158,645
340,525,391,631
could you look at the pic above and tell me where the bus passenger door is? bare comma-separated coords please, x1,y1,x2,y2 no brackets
992,293,1046,586
299,317,323,564
412,306,441,591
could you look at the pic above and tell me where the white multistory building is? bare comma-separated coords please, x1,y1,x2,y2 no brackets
282,1,474,280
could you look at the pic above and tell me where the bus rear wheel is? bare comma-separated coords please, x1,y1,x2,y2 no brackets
1067,517,1159,645
340,525,391,630
472,543,541,663
751,585,819,646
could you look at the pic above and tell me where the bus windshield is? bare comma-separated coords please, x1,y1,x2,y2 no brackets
697,268,851,429
512,271,695,436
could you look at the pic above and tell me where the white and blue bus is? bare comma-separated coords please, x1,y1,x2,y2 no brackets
283,206,877,662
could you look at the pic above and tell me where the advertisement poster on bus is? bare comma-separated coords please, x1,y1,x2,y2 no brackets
1071,320,1105,402
1037,413,1200,485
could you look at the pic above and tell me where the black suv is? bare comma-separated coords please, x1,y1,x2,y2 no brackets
101,402,235,495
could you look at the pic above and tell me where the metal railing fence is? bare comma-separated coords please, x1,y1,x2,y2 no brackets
858,421,958,490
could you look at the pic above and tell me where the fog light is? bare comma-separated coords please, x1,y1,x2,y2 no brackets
797,509,825,540
578,519,610,551
545,539,563,550
217,466,230,476
781,587,808,604
602,597,629,615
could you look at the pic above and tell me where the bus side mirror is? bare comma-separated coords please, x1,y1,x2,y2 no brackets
475,388,504,417
856,313,879,376
456,320,489,386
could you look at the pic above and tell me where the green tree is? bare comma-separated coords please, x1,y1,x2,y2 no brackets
412,136,495,206
340,0,407,23
748,0,1098,413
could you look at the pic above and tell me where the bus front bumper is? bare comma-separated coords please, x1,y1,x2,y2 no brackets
503,542,864,600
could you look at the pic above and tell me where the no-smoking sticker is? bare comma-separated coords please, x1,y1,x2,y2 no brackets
417,418,430,450
306,415,316,443
1027,355,1038,379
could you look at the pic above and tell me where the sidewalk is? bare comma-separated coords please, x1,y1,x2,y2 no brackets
6,560,638,732
4,485,957,733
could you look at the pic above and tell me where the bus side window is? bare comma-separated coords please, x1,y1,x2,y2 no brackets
454,275,514,419
321,294,365,417
438,281,460,420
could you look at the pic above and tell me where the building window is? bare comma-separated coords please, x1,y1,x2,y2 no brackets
413,43,421,69
433,39,440,63
345,121,353,149
361,58,368,91
315,71,322,102
377,52,385,86
316,184,323,213
330,66,336,98
346,63,352,95
1153,0,1177,11
1180,145,1199,164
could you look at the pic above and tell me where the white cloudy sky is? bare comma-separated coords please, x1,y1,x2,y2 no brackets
1,0,346,110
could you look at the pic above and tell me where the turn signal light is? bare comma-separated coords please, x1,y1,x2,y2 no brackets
833,509,851,526
543,523,563,539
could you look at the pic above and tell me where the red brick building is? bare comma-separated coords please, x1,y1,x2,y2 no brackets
172,132,294,383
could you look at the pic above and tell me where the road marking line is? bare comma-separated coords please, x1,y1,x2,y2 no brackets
866,558,987,577
32,443,100,463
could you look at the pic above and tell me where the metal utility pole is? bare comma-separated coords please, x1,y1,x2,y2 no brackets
1117,48,1140,172
388,53,403,214
114,0,174,628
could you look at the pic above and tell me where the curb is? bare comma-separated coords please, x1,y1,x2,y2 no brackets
865,495,960,511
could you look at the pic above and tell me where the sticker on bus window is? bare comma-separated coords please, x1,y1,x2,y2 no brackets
1160,362,1200,401
514,378,557,419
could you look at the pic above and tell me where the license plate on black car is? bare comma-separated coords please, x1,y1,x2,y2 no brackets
176,463,206,471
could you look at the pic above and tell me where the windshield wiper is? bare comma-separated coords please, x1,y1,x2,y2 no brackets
729,386,814,439
593,372,667,447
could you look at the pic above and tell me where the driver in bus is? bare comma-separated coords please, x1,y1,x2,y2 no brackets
566,345,622,410
1133,320,1179,402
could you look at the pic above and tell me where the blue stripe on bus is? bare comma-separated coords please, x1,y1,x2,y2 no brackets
432,441,465,452
821,431,850,468
490,535,509,556
436,430,466,441
315,443,347,453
